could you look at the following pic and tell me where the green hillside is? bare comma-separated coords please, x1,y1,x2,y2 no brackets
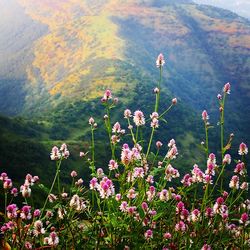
0,0,249,182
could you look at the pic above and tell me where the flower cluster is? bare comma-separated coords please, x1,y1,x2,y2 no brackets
1,54,249,249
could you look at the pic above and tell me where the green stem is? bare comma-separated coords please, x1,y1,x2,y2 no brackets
4,191,7,219
220,93,226,162
91,126,95,168
146,127,155,159
205,123,209,159
155,66,162,112
135,126,139,142
40,160,62,219
57,161,61,194
228,189,244,209
127,118,136,144
158,104,173,120
210,164,226,197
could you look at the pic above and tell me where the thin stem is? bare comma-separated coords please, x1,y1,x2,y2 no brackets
155,66,162,112
210,164,226,197
220,93,226,162
91,126,95,167
158,104,173,120
106,107,115,159
205,123,209,159
4,191,7,219
40,160,62,219
228,189,244,209
57,161,61,194
146,127,155,159
127,118,136,144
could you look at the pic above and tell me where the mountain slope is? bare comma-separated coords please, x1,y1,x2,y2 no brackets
0,0,249,143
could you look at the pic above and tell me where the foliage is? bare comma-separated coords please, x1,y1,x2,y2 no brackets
0,56,249,249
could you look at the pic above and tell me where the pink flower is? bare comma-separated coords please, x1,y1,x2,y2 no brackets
156,141,163,148
88,117,95,125
201,244,212,250
97,177,115,199
80,151,88,157
11,188,18,197
175,221,186,232
124,109,132,118
121,144,132,165
240,182,248,190
163,232,172,239
60,145,69,159
181,174,193,187
112,122,121,133
172,98,177,105
203,175,213,185
223,154,231,165
46,232,59,247
97,168,104,178
111,135,120,144
119,201,128,212
114,97,119,104
207,152,217,166
205,207,214,218
70,194,86,211
3,178,12,189
71,171,78,178
168,139,176,147
141,202,148,212
202,110,209,121
234,162,245,175
102,89,112,102
89,177,98,190
150,112,159,119
151,118,159,128
176,201,185,214
48,194,57,203
238,142,248,155
24,242,33,249
6,204,18,219
166,144,178,160
133,167,144,179
50,146,61,160
133,110,145,126
191,209,201,222
146,175,154,184
33,209,41,218
154,87,160,93
223,82,231,94
127,188,137,199
108,159,119,170
20,205,32,220
165,164,180,181
217,94,222,100
146,186,156,202
20,184,31,198
159,189,171,201
33,220,45,236
0,172,8,181
75,178,84,186
144,229,153,240
239,212,249,225
206,163,215,176
156,53,165,68
229,175,239,189
126,206,137,215
115,193,121,201
191,164,204,183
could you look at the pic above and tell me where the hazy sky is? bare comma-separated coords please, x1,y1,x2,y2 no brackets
193,0,250,19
